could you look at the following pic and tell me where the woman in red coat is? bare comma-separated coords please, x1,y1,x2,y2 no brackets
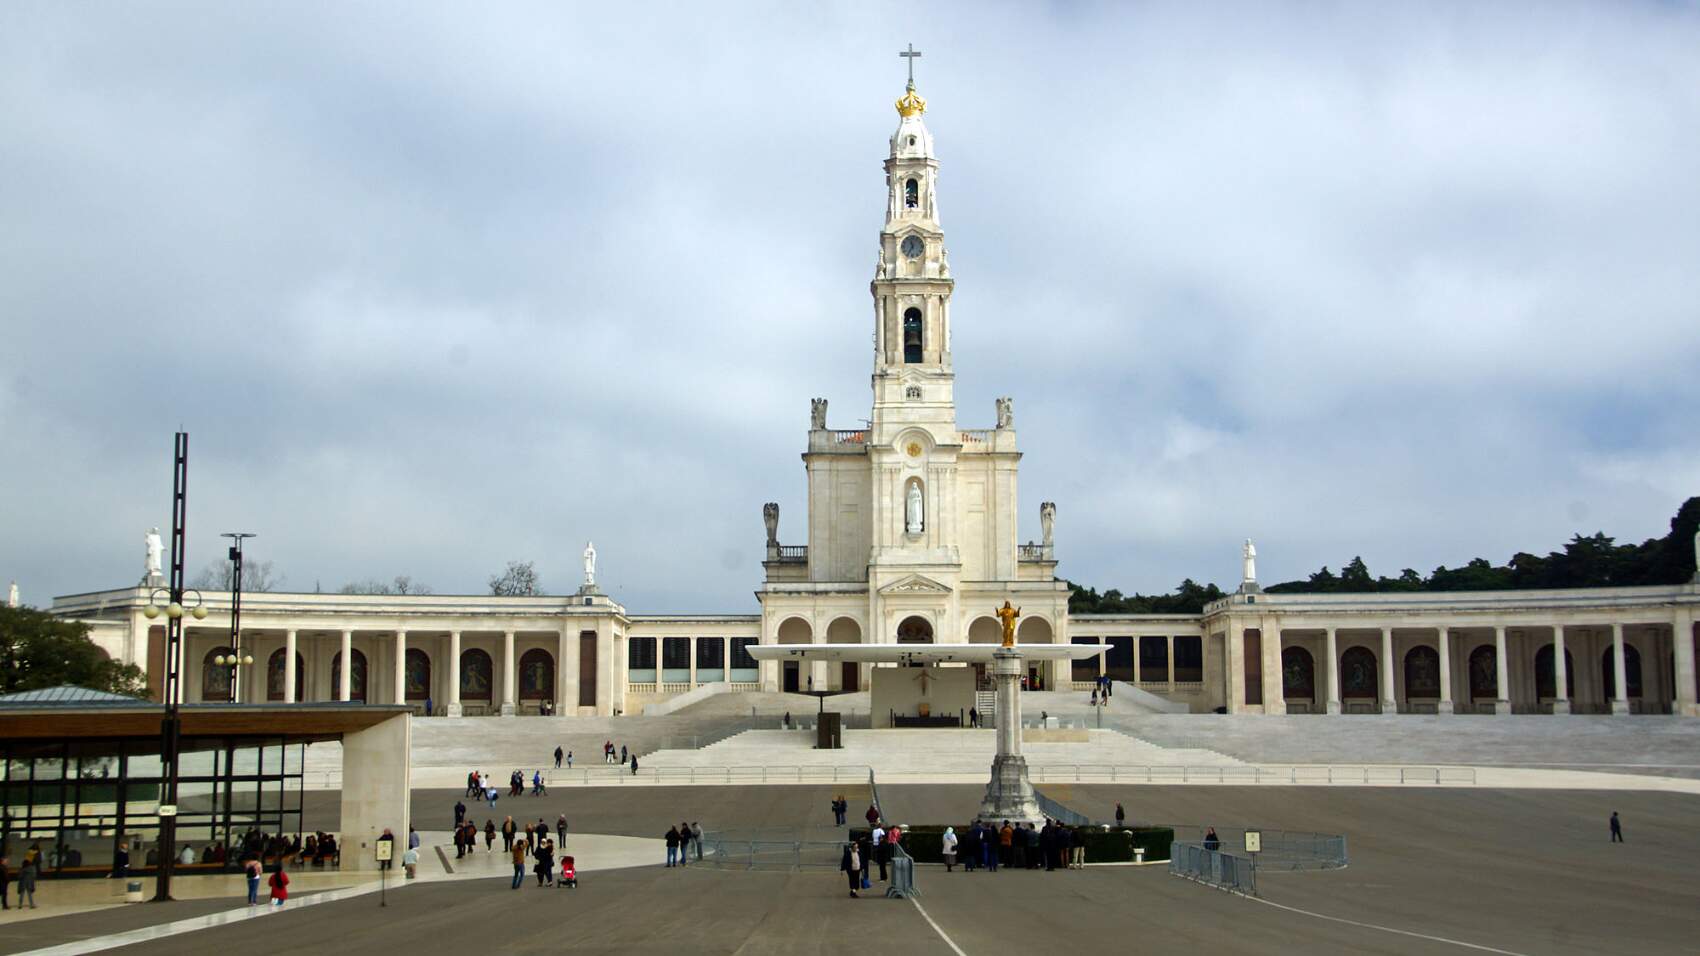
268,862,290,908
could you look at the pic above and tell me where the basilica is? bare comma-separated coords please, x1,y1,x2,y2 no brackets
38,77,1700,721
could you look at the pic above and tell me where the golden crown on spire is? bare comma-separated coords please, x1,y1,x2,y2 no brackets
895,82,927,118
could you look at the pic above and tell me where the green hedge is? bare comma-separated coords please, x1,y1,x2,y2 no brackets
850,825,1172,864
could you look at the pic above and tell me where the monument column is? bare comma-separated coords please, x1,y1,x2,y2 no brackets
394,631,407,706
447,630,462,717
1324,626,1341,714
1379,627,1396,715
1674,609,1697,717
501,629,517,716
1610,623,1630,715
1552,625,1570,715
1493,625,1511,715
339,630,352,701
1436,626,1453,715
284,629,298,703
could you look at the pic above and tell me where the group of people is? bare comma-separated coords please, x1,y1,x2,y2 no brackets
509,831,563,888
839,816,904,897
941,819,1086,872
0,847,41,908
602,741,628,764
663,823,703,866
553,746,574,769
1089,674,1115,705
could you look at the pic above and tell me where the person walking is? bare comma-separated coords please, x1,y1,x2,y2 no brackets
533,770,547,796
402,844,419,879
941,827,958,872
665,826,680,867
556,814,568,848
840,841,861,898
1203,827,1220,852
242,855,261,905
501,816,516,851
871,822,886,881
534,837,554,887
856,833,873,889
566,750,573,770
969,706,978,728
511,837,528,889
455,799,466,827
865,804,880,828
485,820,496,851
1115,803,1125,827
630,753,639,776
266,862,289,909
554,746,564,769
1610,811,1624,843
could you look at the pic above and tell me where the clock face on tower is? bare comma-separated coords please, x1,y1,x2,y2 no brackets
901,235,925,259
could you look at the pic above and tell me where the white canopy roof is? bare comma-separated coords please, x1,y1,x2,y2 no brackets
745,643,1109,665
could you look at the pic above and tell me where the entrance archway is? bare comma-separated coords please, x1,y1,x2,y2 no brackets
896,616,934,644
1281,646,1315,704
1016,617,1054,689
1340,646,1378,710
776,617,812,693
1468,645,1497,701
1404,646,1441,701
828,617,863,692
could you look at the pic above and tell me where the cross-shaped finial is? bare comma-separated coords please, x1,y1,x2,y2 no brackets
899,43,922,88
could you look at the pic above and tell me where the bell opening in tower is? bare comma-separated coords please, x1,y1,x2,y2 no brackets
903,308,923,363
904,178,919,208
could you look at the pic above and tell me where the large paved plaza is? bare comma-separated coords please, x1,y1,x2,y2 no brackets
5,783,1698,955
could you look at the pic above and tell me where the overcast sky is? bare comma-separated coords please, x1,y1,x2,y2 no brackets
3,2,1698,611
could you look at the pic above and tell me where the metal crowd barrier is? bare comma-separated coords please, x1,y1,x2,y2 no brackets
1169,842,1258,896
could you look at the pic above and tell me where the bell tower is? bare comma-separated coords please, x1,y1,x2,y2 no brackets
870,55,956,446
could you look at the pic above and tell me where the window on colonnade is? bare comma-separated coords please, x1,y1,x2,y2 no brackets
628,638,657,684
1139,637,1168,680
729,638,759,682
661,638,691,682
518,648,554,701
1173,636,1203,681
460,648,493,700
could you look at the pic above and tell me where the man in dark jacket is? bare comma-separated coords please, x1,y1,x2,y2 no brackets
665,826,680,867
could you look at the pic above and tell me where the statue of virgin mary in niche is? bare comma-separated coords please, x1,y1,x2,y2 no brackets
905,482,924,534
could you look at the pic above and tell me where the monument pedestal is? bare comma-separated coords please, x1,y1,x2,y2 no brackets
978,648,1042,825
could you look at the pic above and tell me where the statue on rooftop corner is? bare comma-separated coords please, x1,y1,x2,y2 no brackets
1040,502,1055,547
144,527,164,582
1242,539,1258,586
995,600,1022,648
583,540,597,588
995,396,1013,429
763,502,779,548
810,398,828,431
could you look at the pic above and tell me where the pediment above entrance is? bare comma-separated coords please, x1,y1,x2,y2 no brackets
878,574,952,595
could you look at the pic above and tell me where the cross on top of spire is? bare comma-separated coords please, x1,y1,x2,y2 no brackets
899,43,922,89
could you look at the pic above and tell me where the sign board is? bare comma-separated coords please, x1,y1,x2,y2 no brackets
375,841,393,862
157,805,177,818
1244,830,1261,854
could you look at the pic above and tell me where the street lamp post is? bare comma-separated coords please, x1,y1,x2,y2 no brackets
216,533,256,702
142,431,190,902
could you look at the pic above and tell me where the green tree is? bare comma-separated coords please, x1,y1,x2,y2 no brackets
0,605,147,697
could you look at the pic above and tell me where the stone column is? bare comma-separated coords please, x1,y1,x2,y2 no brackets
1379,627,1396,714
394,631,407,706
1493,625,1511,715
1436,627,1453,715
284,629,298,703
501,629,517,716
1166,636,1176,686
1551,625,1570,715
1325,627,1341,714
1676,609,1698,717
340,630,352,701
1609,623,1630,715
447,630,462,717
1263,623,1285,715
557,630,570,715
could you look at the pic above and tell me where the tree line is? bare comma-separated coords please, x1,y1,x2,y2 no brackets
1071,497,1699,614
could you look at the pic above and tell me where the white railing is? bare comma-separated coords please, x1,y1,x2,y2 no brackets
959,429,995,443
659,682,691,695
827,430,866,444
627,682,658,694
728,682,761,692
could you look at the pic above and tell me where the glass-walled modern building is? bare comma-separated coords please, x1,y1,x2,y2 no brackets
0,686,409,878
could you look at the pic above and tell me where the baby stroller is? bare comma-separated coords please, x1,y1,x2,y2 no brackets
559,855,577,888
